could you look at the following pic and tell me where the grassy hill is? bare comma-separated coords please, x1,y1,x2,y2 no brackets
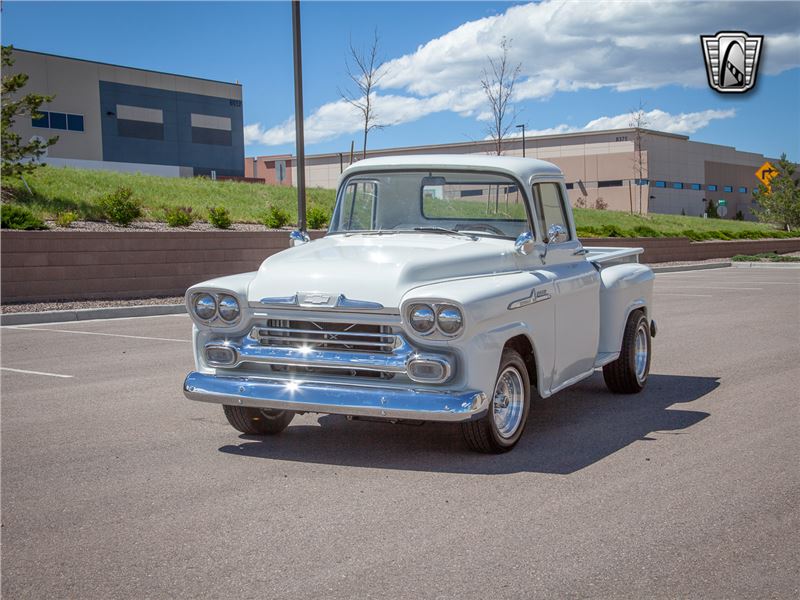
2,166,795,240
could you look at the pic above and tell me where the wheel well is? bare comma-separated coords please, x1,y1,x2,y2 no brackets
504,334,537,387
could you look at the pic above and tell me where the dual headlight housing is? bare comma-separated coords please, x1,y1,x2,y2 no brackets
190,292,241,325
407,301,464,338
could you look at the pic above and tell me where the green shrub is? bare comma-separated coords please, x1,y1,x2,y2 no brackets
599,224,626,238
55,211,78,228
735,210,744,221
307,205,331,229
207,205,232,229
263,204,291,229
98,186,142,227
164,205,195,227
632,225,661,238
0,203,47,230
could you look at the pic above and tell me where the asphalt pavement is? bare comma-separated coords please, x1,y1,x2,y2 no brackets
1,266,798,599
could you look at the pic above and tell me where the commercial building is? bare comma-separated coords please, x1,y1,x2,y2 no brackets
7,48,244,177
247,129,773,219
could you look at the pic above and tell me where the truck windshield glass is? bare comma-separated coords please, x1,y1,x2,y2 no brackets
329,170,531,239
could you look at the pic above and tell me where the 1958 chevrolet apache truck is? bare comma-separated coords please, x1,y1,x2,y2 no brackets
183,155,656,453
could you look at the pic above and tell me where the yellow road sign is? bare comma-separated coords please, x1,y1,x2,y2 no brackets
755,161,778,191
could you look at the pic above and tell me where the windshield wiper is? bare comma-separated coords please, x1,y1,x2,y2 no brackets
412,227,477,240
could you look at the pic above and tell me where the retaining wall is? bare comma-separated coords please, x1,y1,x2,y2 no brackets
2,231,799,303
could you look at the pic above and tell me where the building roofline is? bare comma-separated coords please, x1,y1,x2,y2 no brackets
10,47,242,87
249,127,689,161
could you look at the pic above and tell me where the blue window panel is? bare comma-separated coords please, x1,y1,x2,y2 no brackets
654,181,666,188
738,186,747,193
67,114,84,132
707,184,717,191
723,186,733,193
49,112,67,130
690,183,701,190
565,182,574,190
672,182,684,189
31,111,49,128
636,178,649,185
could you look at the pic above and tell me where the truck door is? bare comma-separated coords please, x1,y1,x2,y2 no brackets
531,181,600,392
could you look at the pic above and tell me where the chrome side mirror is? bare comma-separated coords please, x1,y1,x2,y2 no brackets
546,224,568,244
289,230,310,247
514,231,535,255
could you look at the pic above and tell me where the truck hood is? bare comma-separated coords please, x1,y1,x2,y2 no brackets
248,233,519,308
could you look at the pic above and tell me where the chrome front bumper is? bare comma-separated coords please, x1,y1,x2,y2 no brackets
183,371,489,422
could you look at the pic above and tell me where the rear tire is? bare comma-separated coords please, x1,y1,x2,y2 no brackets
461,348,531,453
223,405,294,435
603,310,651,394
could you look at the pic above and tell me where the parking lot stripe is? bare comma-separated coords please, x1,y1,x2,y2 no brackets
655,285,762,291
4,326,190,343
654,292,714,298
1,367,73,378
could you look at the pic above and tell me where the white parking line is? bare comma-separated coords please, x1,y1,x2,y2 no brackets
655,292,714,298
4,326,190,343
657,278,798,285
656,285,762,291
0,367,73,379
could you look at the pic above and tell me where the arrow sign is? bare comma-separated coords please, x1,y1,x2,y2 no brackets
756,161,778,191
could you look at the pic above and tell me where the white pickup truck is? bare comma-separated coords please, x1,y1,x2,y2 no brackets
183,155,656,453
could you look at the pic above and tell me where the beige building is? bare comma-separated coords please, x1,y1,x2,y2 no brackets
8,48,244,177
247,129,773,219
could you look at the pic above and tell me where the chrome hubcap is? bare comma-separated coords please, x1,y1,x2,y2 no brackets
634,323,649,383
493,367,525,438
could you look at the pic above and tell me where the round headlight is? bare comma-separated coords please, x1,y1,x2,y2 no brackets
409,304,435,333
194,293,216,320
218,295,240,322
437,305,463,335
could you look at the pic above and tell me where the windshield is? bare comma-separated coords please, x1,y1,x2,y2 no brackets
328,170,532,239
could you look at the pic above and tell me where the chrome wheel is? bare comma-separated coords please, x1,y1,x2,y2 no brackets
493,366,525,438
634,322,649,383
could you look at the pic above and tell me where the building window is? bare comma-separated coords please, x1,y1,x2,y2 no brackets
67,114,84,132
48,112,67,130
707,184,717,191
565,182,574,190
31,112,49,128
723,186,733,193
191,113,232,146
690,183,701,190
672,182,684,189
635,179,649,185
654,181,666,188
598,180,623,188
116,104,165,140
738,186,747,193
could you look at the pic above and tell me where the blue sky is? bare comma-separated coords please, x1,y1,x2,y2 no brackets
3,1,799,159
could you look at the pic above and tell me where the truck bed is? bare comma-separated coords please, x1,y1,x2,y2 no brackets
583,246,644,266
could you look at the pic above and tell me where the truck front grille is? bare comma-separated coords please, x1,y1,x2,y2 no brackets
253,319,397,354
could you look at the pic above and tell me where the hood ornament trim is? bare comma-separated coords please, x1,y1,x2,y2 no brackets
258,293,383,310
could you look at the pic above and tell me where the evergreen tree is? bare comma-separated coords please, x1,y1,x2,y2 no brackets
2,45,58,179
752,154,800,231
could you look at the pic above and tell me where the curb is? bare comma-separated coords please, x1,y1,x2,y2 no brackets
731,261,800,269
1,303,186,326
650,261,731,273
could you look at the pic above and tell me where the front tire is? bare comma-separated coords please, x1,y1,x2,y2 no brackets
461,348,531,453
603,310,651,394
223,405,294,435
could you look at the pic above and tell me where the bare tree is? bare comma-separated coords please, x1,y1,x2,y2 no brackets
481,37,522,156
629,101,649,214
339,30,386,160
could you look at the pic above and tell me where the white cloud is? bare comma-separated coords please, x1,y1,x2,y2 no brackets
247,1,799,146
514,108,737,138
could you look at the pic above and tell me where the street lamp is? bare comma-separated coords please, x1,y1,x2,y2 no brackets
515,124,526,157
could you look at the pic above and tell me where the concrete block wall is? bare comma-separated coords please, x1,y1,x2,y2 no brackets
1,232,798,304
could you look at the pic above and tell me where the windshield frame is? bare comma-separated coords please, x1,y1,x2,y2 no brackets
327,168,537,240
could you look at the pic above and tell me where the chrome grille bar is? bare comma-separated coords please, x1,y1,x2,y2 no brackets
253,319,397,353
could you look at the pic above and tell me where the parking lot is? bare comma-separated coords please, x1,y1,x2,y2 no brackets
1,266,798,599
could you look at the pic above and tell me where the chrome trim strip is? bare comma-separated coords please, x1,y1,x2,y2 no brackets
258,294,384,310
508,288,551,310
184,371,488,422
259,294,298,306
335,295,384,310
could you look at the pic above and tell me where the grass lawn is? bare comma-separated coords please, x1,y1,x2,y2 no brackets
1,166,796,240
731,252,800,262
3,165,336,223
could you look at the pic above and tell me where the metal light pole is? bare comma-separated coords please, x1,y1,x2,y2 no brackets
291,0,307,231
516,123,526,157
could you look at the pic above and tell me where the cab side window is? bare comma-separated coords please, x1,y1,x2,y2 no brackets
533,182,572,242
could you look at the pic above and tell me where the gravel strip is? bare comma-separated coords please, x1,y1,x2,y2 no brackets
1,296,184,314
